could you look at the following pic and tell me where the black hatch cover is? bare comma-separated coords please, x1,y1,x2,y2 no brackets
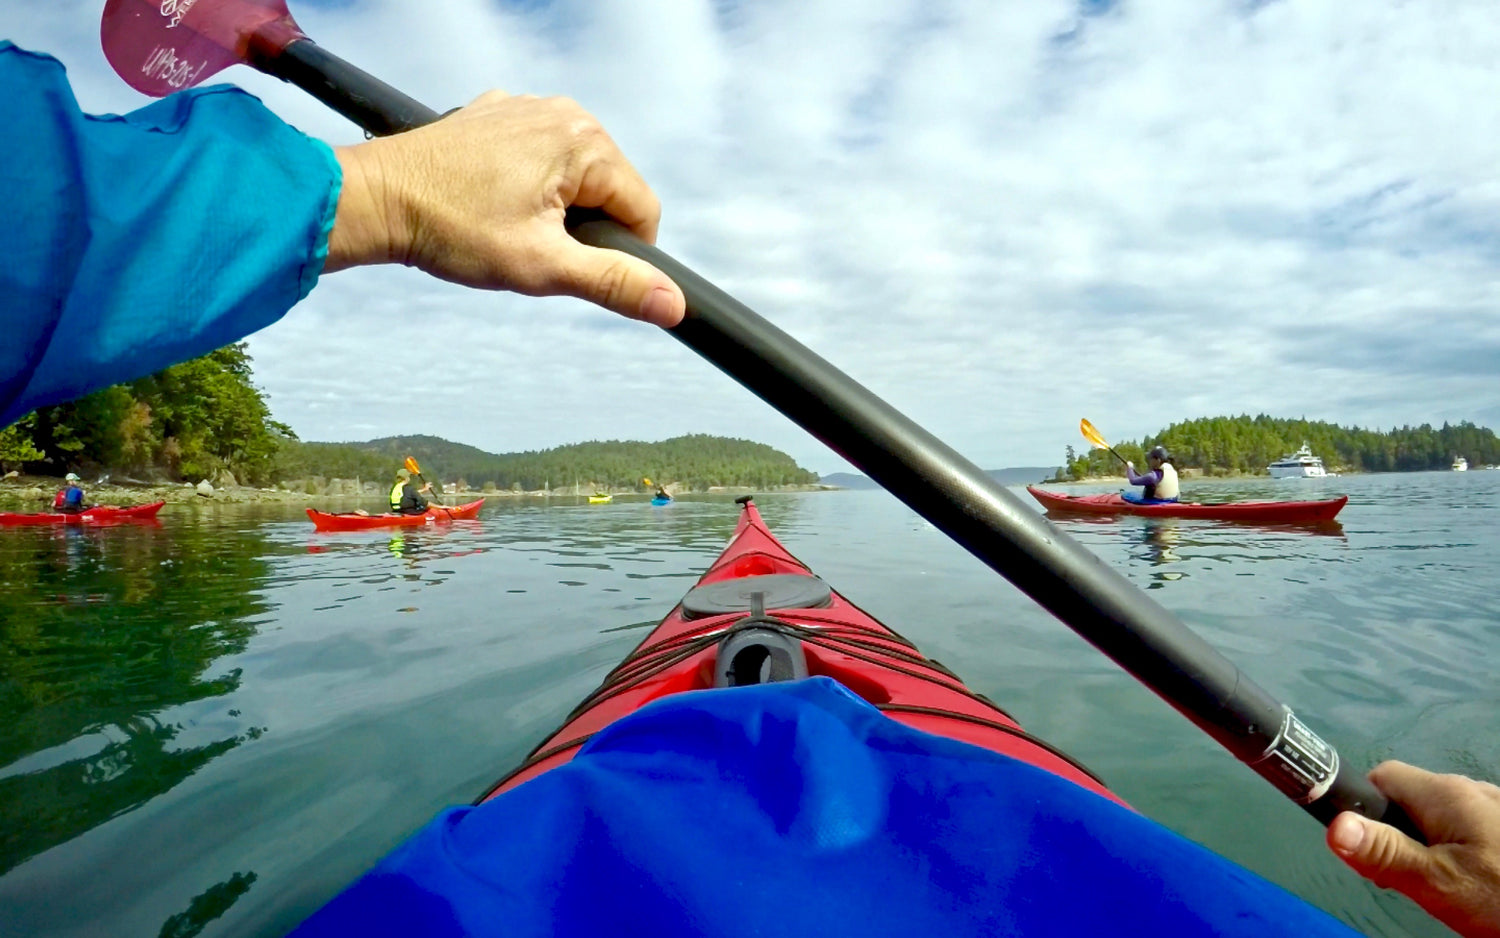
681,573,833,620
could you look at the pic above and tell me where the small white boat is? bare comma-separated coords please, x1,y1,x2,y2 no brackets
1452,456,1468,472
1268,443,1327,479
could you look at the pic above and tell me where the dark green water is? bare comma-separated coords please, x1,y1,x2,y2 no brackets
0,473,1495,937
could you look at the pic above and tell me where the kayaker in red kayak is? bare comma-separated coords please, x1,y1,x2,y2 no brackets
51,472,88,514
389,468,438,515
1123,445,1179,504
4,41,1498,937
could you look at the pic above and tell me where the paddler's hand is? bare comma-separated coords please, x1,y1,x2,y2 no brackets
1327,761,1500,938
324,92,685,328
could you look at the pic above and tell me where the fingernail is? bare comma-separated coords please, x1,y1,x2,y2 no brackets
640,286,679,326
1331,816,1366,855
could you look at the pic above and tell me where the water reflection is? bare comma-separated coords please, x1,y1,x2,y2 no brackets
0,521,278,874
157,870,258,938
1134,520,1185,587
1039,508,1350,596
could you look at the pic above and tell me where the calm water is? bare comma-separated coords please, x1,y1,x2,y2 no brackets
0,472,1496,937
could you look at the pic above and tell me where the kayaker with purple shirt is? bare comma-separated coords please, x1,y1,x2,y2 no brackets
1123,445,1180,504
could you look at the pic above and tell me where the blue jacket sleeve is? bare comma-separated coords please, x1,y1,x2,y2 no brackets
0,42,340,427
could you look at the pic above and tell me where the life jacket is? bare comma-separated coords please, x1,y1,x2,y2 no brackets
53,489,66,509
389,481,405,512
1149,462,1180,500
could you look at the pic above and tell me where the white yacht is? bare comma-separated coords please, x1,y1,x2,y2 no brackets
1452,456,1468,472
1268,443,1327,479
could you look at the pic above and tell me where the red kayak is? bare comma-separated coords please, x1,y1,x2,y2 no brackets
479,496,1116,804
306,498,485,531
0,501,166,525
1026,486,1347,524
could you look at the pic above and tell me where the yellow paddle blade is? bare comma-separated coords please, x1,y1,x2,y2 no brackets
404,456,421,475
642,477,652,486
1079,419,1111,451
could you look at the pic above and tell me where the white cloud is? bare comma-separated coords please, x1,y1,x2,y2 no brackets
14,0,1500,472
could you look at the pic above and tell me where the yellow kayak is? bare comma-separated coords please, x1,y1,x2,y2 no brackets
587,494,613,504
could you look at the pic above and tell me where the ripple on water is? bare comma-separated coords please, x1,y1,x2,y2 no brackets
1301,668,1407,706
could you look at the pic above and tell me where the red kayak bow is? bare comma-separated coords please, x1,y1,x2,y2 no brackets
479,497,1116,804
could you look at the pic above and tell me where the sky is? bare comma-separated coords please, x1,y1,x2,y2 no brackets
11,0,1500,473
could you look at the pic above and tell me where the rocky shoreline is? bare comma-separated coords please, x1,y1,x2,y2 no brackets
0,473,837,508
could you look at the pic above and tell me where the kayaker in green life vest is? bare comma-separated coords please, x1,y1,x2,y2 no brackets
1124,445,1180,504
389,468,435,515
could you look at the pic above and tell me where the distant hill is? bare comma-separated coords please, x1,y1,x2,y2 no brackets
987,467,1057,486
818,472,880,490
354,434,496,466
274,433,818,491
820,467,1056,489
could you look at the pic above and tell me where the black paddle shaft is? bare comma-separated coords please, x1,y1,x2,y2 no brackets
258,37,1418,838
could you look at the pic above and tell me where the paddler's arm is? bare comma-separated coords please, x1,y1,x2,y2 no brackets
1327,761,1500,938
0,45,683,428
1123,463,1158,486
0,43,338,428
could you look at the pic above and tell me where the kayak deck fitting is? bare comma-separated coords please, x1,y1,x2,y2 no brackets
1026,486,1348,524
0,501,166,525
306,498,485,531
479,496,1113,803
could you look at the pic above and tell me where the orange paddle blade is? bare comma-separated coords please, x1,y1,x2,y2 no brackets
1079,419,1111,451
404,456,421,475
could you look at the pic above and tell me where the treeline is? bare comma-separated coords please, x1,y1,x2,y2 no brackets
0,348,819,489
0,345,291,485
301,433,821,490
1061,415,1499,479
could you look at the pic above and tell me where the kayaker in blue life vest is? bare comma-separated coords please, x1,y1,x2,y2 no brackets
51,472,87,513
389,468,436,514
1123,445,1179,504
3,41,1498,938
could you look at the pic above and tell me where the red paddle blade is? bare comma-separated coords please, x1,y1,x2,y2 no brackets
101,0,304,97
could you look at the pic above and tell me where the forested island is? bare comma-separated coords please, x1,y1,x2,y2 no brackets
1058,415,1500,480
284,434,820,492
0,346,818,492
